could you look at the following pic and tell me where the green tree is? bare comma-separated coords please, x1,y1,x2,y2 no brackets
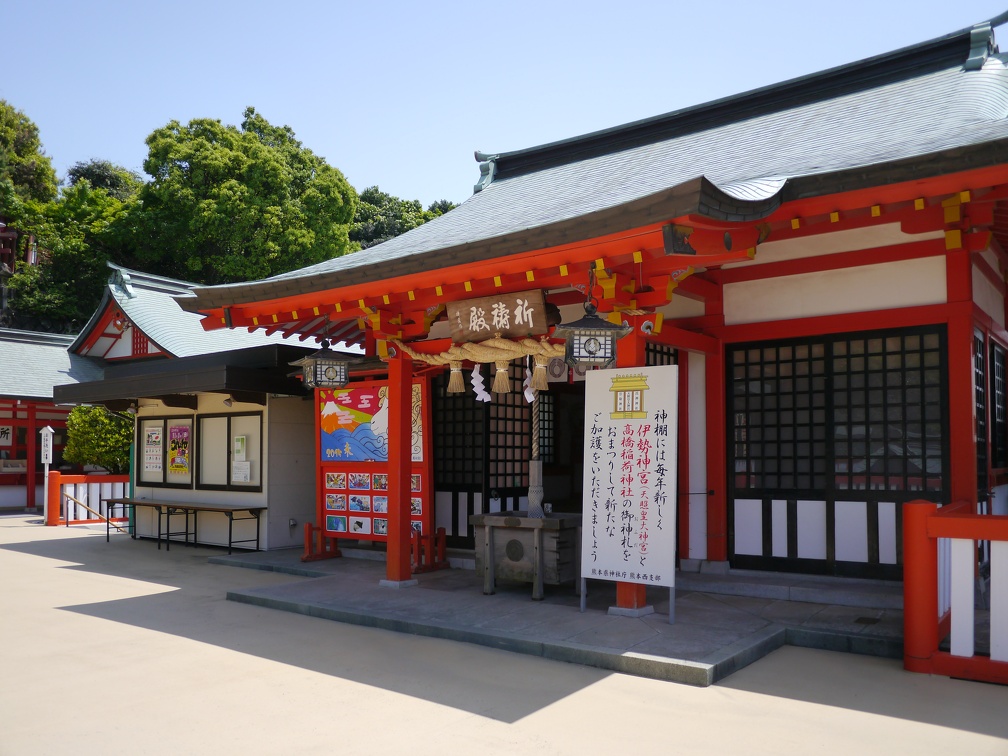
66,159,142,201
132,107,357,284
4,180,132,330
63,405,133,474
350,187,456,250
0,100,58,203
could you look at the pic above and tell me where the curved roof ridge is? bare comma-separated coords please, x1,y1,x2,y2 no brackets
485,17,994,184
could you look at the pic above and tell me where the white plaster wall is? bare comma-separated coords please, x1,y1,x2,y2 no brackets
723,257,947,326
834,500,869,563
104,328,134,359
687,351,707,559
878,501,898,564
722,223,944,268
992,485,1008,517
733,498,762,555
796,500,827,559
266,396,316,549
771,499,788,557
973,263,1005,328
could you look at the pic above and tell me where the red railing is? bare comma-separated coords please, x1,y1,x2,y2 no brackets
45,471,131,527
903,499,1008,684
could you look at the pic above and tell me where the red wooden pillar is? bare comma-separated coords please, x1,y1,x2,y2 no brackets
705,281,728,562
705,348,727,561
385,348,414,583
615,318,648,610
677,356,690,562
902,499,938,673
26,402,37,509
946,250,978,506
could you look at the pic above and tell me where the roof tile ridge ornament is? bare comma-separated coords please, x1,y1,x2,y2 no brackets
966,21,997,71
473,150,499,193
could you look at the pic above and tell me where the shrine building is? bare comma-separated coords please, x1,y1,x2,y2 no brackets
177,16,1008,609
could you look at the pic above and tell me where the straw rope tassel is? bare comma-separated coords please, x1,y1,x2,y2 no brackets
447,360,464,393
492,361,511,393
532,353,549,391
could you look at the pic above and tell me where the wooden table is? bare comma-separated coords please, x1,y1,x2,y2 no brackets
103,498,266,554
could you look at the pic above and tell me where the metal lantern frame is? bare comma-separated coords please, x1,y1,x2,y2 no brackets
290,342,352,389
552,267,632,368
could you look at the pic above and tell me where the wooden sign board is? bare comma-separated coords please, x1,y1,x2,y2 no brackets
447,289,547,343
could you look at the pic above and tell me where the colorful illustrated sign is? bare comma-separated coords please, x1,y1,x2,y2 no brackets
580,366,678,588
319,383,423,463
168,425,191,475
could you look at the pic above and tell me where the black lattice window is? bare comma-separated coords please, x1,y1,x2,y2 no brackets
991,341,1007,471
730,342,828,492
536,391,555,465
976,333,989,494
488,361,530,492
646,342,677,367
730,326,948,498
833,331,944,493
432,371,484,488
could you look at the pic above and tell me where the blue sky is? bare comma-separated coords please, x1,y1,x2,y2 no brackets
5,2,1006,207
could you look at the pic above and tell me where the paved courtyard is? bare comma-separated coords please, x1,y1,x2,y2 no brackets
2,513,1007,755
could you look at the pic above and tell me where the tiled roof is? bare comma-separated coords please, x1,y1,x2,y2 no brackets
74,265,339,357
180,16,1008,311
0,329,104,400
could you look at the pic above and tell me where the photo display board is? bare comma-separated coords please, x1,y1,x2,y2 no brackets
580,366,678,587
318,380,430,541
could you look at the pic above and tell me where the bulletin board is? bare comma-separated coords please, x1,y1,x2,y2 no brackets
317,378,432,542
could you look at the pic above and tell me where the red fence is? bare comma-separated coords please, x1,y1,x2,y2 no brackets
903,499,1008,684
44,471,131,527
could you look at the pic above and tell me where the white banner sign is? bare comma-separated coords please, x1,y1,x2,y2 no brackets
0,425,12,447
580,365,678,587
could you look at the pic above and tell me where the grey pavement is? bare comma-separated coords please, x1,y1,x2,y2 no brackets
213,541,905,686
4,513,1008,755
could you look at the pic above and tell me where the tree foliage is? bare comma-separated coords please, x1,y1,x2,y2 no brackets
0,100,57,203
132,107,357,284
350,186,456,249
67,159,142,201
63,405,133,474
3,181,132,331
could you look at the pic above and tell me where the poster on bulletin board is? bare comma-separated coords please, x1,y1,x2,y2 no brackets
318,384,423,463
317,379,431,542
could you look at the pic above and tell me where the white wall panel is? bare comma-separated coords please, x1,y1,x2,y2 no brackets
834,500,868,562
733,498,762,556
878,501,898,564
771,499,788,557
973,263,1006,328
723,257,946,326
688,352,707,559
796,500,827,559
723,224,943,268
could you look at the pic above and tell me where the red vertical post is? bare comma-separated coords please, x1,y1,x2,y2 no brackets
45,470,61,526
903,499,939,673
946,250,978,506
705,344,727,561
26,402,37,509
386,348,414,583
615,317,648,610
704,279,727,562
677,355,690,562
